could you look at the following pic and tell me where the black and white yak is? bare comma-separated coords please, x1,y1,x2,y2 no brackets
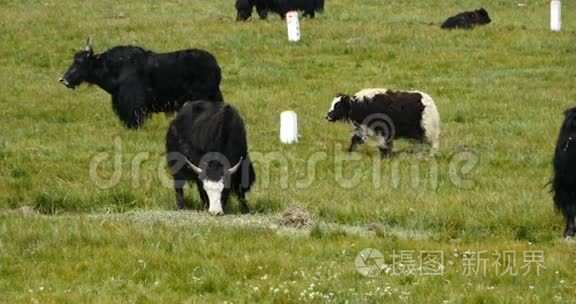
325,88,440,156
552,107,576,237
441,8,491,29
166,100,256,215
59,38,223,129
236,0,324,21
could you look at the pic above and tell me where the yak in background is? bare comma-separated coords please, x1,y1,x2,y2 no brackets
441,8,491,29
59,38,223,129
552,107,576,237
236,0,324,21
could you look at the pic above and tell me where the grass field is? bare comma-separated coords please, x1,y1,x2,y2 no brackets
1,0,576,302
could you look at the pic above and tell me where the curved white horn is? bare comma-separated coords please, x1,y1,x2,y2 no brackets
184,158,203,174
85,36,93,52
227,157,243,174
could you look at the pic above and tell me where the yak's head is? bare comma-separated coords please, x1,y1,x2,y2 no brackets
559,108,576,153
59,37,96,89
475,8,491,25
185,156,243,215
326,94,353,122
236,0,253,21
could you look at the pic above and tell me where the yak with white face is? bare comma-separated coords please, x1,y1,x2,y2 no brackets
326,88,440,156
166,100,255,215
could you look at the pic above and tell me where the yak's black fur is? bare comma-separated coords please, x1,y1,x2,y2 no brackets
166,100,256,213
441,8,491,29
60,41,223,129
552,107,576,237
326,89,440,157
236,0,324,21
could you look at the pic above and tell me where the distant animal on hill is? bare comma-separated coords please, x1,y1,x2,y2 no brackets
441,8,491,29
236,0,324,21
551,107,576,237
166,100,256,215
59,38,223,129
325,88,440,157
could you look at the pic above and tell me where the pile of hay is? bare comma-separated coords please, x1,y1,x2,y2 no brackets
279,206,312,228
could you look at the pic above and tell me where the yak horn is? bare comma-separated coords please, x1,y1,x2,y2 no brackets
185,158,203,174
85,36,93,52
228,157,243,174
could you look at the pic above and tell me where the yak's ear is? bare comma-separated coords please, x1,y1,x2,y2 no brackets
338,94,352,103
85,36,94,55
564,107,576,118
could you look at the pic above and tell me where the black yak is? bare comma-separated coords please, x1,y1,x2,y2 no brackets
166,100,256,215
552,107,576,237
441,8,491,29
325,88,440,156
59,38,223,129
236,0,324,21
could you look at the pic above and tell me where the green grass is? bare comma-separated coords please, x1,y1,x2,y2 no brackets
1,0,576,302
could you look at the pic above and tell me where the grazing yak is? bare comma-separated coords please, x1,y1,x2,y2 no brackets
441,8,491,29
166,100,256,215
59,38,223,129
552,107,576,237
236,0,324,21
325,88,440,156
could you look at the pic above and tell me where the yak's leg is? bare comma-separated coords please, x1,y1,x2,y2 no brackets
565,214,576,238
196,180,209,210
257,7,268,19
237,189,250,214
348,134,365,152
554,191,576,237
303,10,315,18
379,141,393,158
563,199,576,237
174,180,186,210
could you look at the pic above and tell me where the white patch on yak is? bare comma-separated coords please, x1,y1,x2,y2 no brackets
203,180,225,215
412,91,441,155
329,95,343,112
357,125,387,148
354,88,389,101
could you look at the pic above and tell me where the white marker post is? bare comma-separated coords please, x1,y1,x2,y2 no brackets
280,111,298,144
286,11,301,42
551,0,561,32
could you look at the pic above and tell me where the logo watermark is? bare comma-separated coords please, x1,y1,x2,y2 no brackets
355,248,386,277
87,137,479,191
355,249,546,277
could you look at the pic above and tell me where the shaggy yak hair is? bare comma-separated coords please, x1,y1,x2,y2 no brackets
59,38,223,129
236,0,324,21
441,8,491,29
552,107,576,237
165,100,256,215
325,88,440,157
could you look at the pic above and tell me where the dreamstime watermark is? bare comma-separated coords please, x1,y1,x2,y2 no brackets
88,137,479,190
354,248,546,277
